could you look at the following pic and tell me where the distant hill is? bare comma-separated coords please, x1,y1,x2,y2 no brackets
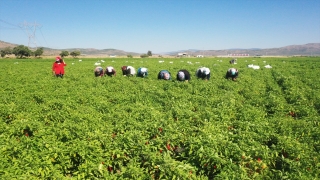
1,40,319,56
167,43,320,56
41,47,140,56
0,40,140,56
63,48,126,56
0,40,18,48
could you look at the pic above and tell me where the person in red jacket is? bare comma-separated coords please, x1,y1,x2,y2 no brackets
52,57,67,78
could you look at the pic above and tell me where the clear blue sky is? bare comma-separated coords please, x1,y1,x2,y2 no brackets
0,0,319,53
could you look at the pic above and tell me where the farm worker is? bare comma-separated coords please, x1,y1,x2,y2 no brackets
177,69,190,82
121,66,136,76
158,70,171,80
94,66,104,77
52,56,67,78
105,66,116,77
226,68,239,81
137,67,148,77
196,67,210,80
229,59,237,64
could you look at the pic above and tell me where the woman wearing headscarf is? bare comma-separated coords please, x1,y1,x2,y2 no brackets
176,69,190,82
52,56,67,78
105,66,116,77
121,66,136,76
226,68,239,81
196,67,210,80
158,70,171,80
94,66,104,77
137,67,148,78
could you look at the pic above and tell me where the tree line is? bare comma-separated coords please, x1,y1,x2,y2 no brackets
0,45,81,58
1,45,154,59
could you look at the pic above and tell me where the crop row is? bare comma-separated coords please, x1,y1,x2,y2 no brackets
0,57,319,179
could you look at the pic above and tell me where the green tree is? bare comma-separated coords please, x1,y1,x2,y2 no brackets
12,45,32,58
0,47,12,58
140,54,148,58
70,51,81,58
147,50,152,56
0,51,5,58
34,47,44,57
60,51,69,58
127,54,133,58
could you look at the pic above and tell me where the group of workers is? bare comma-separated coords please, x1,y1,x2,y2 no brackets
52,57,239,81
94,65,239,81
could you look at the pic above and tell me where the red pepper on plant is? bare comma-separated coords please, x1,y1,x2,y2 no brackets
108,166,113,172
166,143,171,150
257,158,261,162
228,126,233,130
112,133,116,138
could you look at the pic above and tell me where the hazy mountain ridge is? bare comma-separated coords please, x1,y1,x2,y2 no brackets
58,48,140,56
167,43,320,56
40,47,140,56
1,40,319,56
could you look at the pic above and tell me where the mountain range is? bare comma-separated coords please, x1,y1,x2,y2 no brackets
166,43,320,56
1,40,319,56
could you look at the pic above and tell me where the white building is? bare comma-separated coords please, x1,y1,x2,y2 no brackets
177,53,188,57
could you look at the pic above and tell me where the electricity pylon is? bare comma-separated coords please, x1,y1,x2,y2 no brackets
20,21,42,48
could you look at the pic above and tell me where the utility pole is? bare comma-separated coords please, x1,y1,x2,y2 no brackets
20,21,42,48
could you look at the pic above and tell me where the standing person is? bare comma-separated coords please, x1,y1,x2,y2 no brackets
94,66,104,77
226,68,239,81
177,69,190,82
137,67,148,78
52,56,67,78
105,66,116,77
121,66,136,76
158,70,171,80
196,67,210,80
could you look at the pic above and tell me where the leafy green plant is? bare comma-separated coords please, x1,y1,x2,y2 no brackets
0,57,319,179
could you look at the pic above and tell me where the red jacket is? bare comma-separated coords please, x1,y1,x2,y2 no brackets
52,62,67,74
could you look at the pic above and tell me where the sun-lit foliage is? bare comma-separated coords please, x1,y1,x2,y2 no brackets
0,57,319,179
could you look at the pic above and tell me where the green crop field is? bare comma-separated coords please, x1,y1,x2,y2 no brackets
0,57,319,179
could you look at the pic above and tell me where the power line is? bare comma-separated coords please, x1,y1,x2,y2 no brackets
1,19,48,49
0,19,20,28
39,27,49,48
0,19,22,31
19,21,42,48
0,25,21,30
